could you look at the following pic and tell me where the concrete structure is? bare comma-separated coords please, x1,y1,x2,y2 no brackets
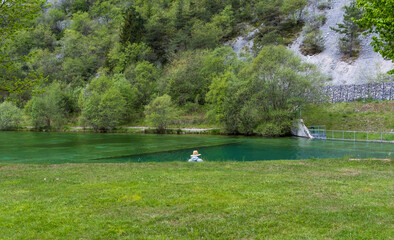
291,119,314,139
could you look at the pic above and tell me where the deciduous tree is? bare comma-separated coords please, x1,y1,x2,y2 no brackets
0,101,22,130
26,82,70,129
144,94,178,132
223,45,326,136
356,0,393,73
80,75,128,130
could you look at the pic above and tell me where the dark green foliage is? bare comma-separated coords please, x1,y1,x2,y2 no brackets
145,14,172,61
119,6,145,46
331,1,364,58
0,0,46,40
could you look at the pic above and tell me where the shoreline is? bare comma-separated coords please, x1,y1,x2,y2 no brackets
5,126,224,135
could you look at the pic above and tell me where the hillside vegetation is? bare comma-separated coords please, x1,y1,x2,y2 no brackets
1,0,333,136
1,0,392,135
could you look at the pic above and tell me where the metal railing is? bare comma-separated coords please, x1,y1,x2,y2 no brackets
308,125,327,139
308,125,394,143
325,130,394,143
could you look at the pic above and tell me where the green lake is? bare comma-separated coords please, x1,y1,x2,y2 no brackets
0,132,392,164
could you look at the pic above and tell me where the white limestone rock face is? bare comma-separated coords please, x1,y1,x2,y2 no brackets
225,24,261,56
289,0,393,85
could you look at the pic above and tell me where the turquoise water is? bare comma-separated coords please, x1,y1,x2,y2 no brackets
0,132,392,164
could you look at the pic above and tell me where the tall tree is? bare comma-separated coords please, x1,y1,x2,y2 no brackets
223,45,326,136
119,6,145,46
330,1,364,57
356,0,394,73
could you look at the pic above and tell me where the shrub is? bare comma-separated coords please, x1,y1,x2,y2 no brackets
300,14,325,55
318,1,331,10
0,102,23,130
27,82,69,129
301,30,324,55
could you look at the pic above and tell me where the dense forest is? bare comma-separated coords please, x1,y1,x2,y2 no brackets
1,0,374,135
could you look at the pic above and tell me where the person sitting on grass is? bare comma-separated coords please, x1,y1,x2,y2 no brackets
188,150,203,162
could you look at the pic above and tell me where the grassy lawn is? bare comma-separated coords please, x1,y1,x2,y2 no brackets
0,159,392,239
303,101,394,132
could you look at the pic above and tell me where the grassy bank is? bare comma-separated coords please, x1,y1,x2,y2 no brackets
303,101,394,132
0,159,392,239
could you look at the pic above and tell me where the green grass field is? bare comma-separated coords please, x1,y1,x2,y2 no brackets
303,101,394,132
0,159,392,239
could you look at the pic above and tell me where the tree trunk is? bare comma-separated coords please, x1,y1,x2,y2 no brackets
349,32,353,58
298,8,303,23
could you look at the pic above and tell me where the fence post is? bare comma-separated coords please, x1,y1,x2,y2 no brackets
354,131,355,142
343,131,344,140
381,132,383,143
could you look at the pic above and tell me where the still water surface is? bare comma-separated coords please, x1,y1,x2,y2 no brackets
0,132,392,164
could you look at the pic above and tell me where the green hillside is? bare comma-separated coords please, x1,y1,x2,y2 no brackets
303,101,394,132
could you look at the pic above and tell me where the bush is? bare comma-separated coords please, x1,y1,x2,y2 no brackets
27,82,69,129
300,14,325,55
98,87,127,129
0,102,23,130
301,30,324,55
144,94,178,132
80,76,128,130
318,1,331,10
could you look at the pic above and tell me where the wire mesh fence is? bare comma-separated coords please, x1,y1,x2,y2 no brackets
308,125,394,143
